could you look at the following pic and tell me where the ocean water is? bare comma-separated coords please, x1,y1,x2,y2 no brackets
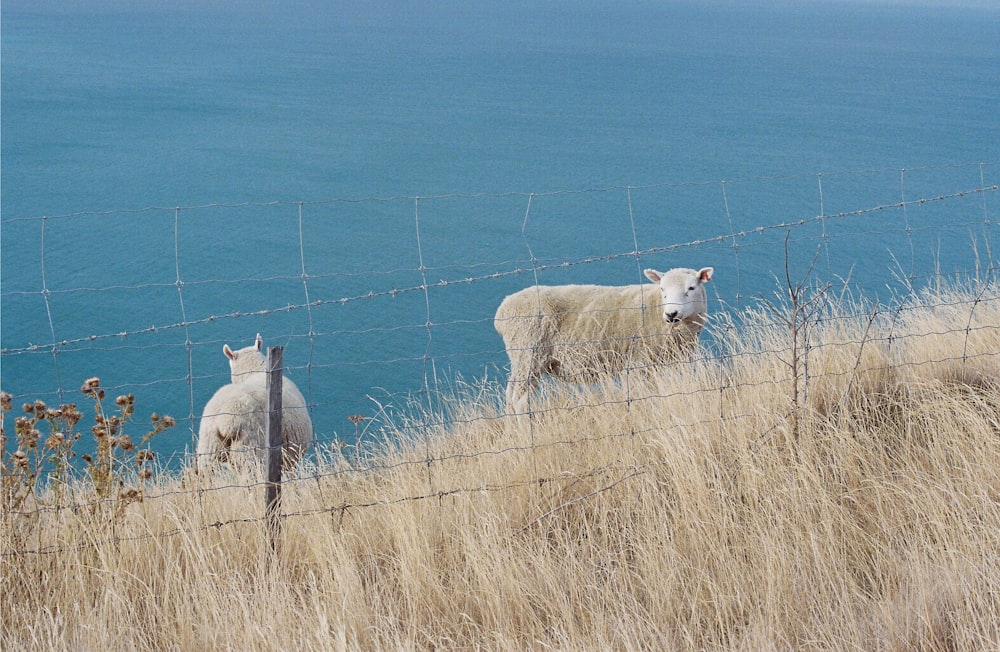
2,1,998,466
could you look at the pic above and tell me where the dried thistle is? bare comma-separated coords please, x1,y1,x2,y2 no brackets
14,416,32,435
61,403,83,429
12,450,29,469
81,377,102,398
4,380,174,516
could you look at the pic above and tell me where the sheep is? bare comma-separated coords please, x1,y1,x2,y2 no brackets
196,334,313,473
494,267,714,414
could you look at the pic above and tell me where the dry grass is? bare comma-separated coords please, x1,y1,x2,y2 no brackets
3,281,999,650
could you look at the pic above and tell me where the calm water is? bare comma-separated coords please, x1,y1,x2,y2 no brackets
2,1,998,466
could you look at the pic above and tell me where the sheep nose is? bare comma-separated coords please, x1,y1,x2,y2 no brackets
665,310,680,323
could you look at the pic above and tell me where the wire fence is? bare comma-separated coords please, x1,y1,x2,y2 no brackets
2,163,998,556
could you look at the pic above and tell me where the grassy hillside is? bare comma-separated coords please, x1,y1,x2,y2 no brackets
3,280,999,650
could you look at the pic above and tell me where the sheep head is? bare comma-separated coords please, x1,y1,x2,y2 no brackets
222,333,267,383
643,267,713,326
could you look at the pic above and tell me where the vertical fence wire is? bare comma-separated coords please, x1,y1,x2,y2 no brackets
296,201,317,411
816,173,831,280
174,207,196,448
979,162,995,281
899,169,916,287
521,192,539,288
520,192,542,420
626,186,642,282
413,196,437,497
720,180,742,308
624,185,643,409
519,192,542,489
38,216,65,402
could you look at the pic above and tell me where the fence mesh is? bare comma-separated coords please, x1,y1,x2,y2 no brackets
2,163,997,555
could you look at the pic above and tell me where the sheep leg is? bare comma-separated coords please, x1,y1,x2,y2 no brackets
195,418,234,473
505,364,539,415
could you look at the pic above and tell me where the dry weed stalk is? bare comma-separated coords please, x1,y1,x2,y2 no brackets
760,232,830,446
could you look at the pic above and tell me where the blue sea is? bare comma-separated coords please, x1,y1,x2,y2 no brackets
2,0,998,467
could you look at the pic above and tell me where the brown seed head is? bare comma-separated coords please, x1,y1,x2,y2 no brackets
118,488,143,503
81,377,101,395
62,403,82,424
15,416,32,435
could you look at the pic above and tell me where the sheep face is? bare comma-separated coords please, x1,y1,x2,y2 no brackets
643,267,713,326
223,333,267,383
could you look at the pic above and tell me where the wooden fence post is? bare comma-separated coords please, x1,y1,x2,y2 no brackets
265,346,283,553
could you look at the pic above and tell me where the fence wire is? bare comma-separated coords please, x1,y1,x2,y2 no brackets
2,163,998,557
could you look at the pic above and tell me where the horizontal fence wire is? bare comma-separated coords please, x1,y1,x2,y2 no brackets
2,163,998,556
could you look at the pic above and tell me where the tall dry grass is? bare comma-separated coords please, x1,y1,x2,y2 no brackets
3,280,999,650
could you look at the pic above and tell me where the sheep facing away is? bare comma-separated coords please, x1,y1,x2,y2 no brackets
196,334,313,473
494,267,714,414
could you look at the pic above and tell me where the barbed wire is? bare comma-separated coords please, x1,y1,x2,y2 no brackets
5,334,996,516
2,461,650,556
2,183,994,358
1,285,994,430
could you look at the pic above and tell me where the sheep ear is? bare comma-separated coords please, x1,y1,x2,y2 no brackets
254,333,263,351
643,269,663,284
223,344,236,360
698,267,714,283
